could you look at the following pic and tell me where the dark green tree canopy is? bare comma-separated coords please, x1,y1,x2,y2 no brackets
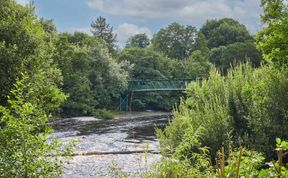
208,42,262,73
55,32,128,116
0,0,65,112
201,18,253,48
90,16,117,54
118,47,171,80
151,22,198,60
125,33,150,48
220,42,263,72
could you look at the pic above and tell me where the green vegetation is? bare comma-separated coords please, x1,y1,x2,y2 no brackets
153,1,288,177
0,78,73,177
1,0,288,177
257,0,288,67
54,32,128,117
0,0,66,112
126,33,150,48
0,1,72,177
90,16,118,55
151,22,198,60
157,63,288,160
145,139,288,177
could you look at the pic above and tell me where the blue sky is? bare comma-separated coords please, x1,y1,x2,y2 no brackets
16,0,263,47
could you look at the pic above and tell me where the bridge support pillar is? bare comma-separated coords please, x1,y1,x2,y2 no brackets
129,91,134,112
119,94,129,111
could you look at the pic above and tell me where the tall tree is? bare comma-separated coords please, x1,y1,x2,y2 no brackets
0,0,66,112
90,16,117,54
0,1,70,177
256,0,288,67
55,32,128,116
201,18,253,48
152,22,198,60
125,33,150,48
220,42,262,72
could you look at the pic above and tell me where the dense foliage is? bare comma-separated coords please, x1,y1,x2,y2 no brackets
199,18,263,73
0,0,66,112
201,18,253,48
0,78,72,178
151,22,198,60
146,139,288,177
154,1,288,177
55,32,128,117
0,1,71,177
126,33,150,48
158,64,288,159
257,0,288,67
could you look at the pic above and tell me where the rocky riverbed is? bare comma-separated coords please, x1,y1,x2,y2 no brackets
50,112,171,177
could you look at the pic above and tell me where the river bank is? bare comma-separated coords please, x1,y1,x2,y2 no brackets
50,112,171,177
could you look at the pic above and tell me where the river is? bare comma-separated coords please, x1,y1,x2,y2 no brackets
50,112,171,178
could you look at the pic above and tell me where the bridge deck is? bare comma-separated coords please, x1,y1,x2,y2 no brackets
119,79,196,111
127,79,194,92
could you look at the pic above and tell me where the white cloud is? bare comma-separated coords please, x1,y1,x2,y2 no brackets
15,0,29,6
86,0,262,33
115,23,152,48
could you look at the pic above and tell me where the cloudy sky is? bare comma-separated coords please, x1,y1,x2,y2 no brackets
16,0,263,47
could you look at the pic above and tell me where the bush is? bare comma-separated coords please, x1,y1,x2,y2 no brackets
157,66,234,159
245,66,288,157
158,63,288,160
0,79,73,177
93,109,114,120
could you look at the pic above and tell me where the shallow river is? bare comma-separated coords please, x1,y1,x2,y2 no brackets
50,112,171,178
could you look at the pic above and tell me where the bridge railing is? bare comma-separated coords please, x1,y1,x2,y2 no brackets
128,79,194,92
119,79,196,111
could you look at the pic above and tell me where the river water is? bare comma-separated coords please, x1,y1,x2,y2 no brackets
50,112,171,178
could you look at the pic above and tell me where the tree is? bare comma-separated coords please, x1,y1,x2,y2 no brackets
193,32,209,55
208,42,262,73
55,32,128,116
125,33,150,48
54,35,94,116
256,0,288,67
201,18,253,48
0,0,66,112
220,42,262,72
88,42,128,108
209,46,227,67
118,48,171,80
151,22,198,60
90,16,117,54
184,50,211,80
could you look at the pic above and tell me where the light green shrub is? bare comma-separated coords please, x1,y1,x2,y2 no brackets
0,79,73,178
158,63,288,162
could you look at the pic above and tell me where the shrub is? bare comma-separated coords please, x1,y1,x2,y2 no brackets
0,79,72,178
158,63,288,161
93,109,114,120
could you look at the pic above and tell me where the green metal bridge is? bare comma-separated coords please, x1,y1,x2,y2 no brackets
119,79,194,111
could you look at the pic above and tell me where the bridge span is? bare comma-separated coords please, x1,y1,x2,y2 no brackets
119,79,195,111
